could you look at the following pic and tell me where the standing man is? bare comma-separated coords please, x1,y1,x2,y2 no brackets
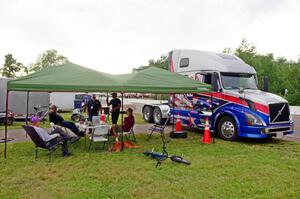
106,92,121,126
87,94,102,121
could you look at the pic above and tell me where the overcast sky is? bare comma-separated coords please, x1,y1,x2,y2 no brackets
0,0,299,74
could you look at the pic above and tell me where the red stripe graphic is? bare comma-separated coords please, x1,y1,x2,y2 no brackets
169,56,174,72
200,92,269,115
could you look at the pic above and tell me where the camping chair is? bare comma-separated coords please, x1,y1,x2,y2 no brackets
88,124,110,151
122,123,136,142
147,117,170,139
50,122,80,149
22,125,63,161
50,122,72,136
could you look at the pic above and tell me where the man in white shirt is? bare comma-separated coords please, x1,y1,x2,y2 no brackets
31,116,71,157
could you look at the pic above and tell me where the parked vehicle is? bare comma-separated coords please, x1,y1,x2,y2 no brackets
33,104,51,121
71,108,85,122
0,110,15,125
142,49,294,140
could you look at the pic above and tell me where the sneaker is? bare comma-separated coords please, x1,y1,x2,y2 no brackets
62,152,72,157
70,136,80,143
79,131,86,137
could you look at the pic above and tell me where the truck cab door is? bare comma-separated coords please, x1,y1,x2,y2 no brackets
195,72,222,111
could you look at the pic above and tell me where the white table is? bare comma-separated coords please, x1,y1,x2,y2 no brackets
76,123,111,149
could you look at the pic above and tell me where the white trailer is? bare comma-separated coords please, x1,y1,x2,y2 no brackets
0,77,49,120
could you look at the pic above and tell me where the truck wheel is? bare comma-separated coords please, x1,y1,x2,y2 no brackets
153,107,165,124
143,106,153,123
217,116,238,141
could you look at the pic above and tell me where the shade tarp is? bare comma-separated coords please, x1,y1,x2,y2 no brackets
7,62,211,93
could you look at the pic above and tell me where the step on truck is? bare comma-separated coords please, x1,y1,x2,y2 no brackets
142,49,294,140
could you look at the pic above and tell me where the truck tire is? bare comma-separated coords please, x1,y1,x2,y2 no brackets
217,116,238,141
143,106,153,123
153,107,165,124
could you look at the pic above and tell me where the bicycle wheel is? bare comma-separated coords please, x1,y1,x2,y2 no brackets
170,155,191,165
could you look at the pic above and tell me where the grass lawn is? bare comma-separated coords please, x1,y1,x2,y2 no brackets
0,112,145,130
0,132,299,199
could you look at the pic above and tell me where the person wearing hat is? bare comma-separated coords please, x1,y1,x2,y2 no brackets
30,116,72,157
106,92,121,137
87,94,102,122
106,92,121,124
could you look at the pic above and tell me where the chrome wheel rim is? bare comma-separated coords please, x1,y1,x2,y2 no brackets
221,121,235,138
154,111,161,123
144,109,150,120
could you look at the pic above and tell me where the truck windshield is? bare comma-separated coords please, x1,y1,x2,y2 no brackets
221,73,257,90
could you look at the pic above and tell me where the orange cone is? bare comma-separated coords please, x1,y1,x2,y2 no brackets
175,113,182,131
202,117,211,144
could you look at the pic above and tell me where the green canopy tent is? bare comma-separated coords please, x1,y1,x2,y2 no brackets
7,62,211,93
4,62,211,157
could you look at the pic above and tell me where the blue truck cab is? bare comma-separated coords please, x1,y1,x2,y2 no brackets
142,49,294,141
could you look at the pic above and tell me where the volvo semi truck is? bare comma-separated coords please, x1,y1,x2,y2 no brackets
142,49,294,140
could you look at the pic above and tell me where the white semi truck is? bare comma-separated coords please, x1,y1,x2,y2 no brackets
142,49,294,140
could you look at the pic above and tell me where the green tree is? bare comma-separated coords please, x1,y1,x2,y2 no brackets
0,54,26,78
223,47,232,54
282,63,300,105
133,54,168,71
30,49,68,72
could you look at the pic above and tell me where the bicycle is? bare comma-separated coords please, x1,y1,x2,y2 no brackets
143,150,191,167
144,120,191,167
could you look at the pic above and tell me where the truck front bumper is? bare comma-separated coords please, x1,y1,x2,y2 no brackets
239,121,294,139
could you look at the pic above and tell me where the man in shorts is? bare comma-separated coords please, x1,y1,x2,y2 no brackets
106,93,121,135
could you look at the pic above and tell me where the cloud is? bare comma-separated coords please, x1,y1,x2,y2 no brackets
0,0,299,74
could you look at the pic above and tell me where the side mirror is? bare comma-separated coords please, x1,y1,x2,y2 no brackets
212,73,221,92
263,76,269,92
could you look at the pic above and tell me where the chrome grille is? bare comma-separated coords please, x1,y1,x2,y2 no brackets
269,103,290,123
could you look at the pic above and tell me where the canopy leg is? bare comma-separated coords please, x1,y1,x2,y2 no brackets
210,93,215,144
4,90,9,158
121,92,124,151
25,91,29,137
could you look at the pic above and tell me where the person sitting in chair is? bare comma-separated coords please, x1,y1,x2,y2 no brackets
49,105,85,137
111,108,135,141
30,116,72,157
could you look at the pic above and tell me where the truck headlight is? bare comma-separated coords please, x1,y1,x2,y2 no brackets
245,112,264,126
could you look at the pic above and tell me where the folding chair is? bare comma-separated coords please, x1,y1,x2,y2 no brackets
22,125,63,161
147,117,170,139
122,125,136,142
88,124,110,151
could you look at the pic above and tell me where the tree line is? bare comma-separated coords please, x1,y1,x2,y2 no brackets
0,49,68,78
1,40,299,105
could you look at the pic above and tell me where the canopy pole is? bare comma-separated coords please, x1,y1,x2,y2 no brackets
25,91,29,138
121,92,124,151
172,93,175,132
210,93,215,144
4,90,9,158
